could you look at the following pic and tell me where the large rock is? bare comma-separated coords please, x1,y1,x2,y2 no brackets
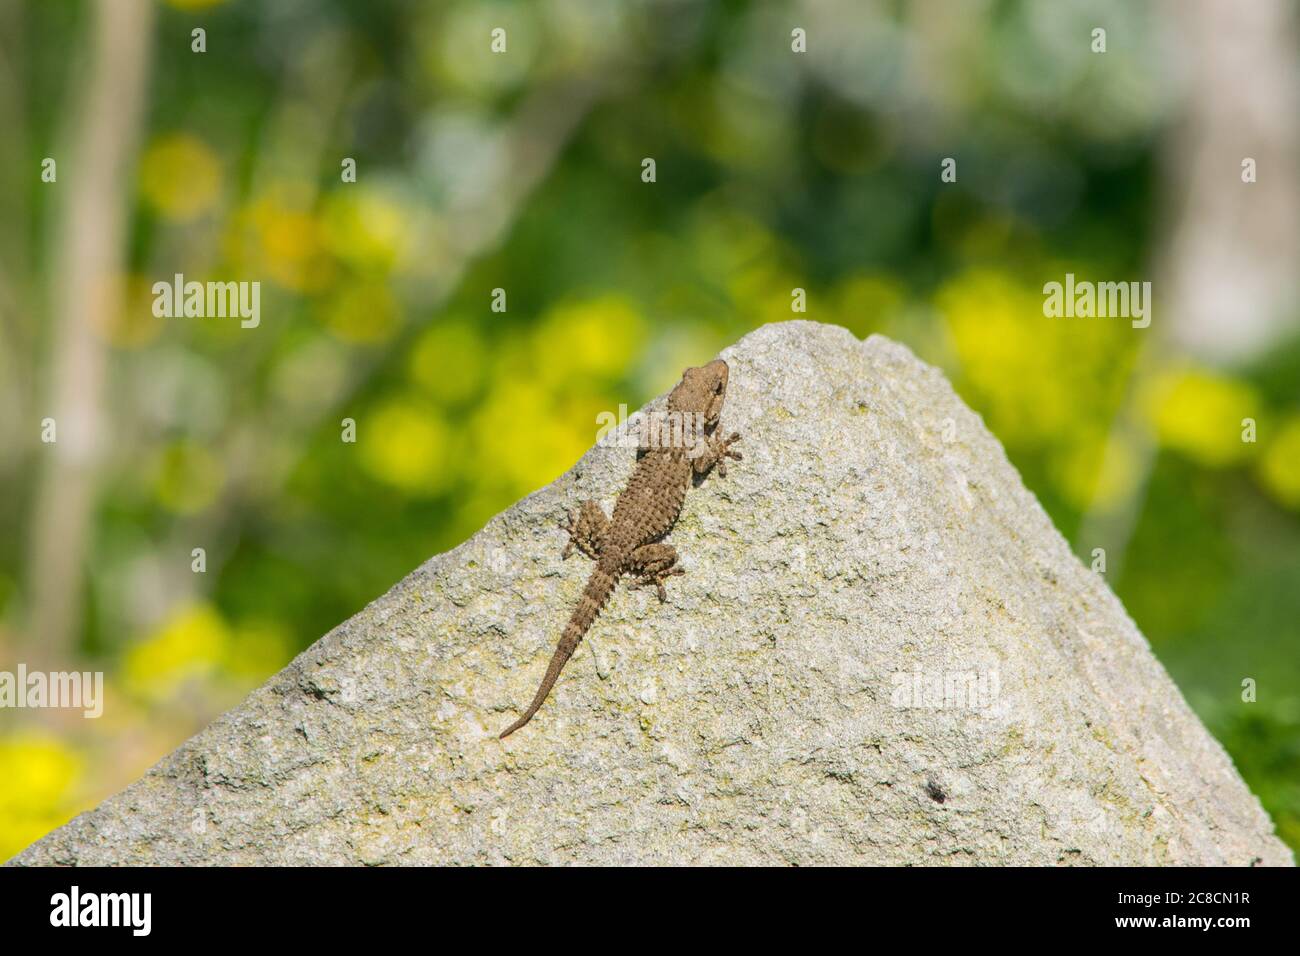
11,322,1291,866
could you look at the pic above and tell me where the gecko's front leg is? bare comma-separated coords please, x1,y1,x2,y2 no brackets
562,500,608,559
691,431,743,477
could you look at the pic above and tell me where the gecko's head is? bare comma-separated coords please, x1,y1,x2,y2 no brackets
668,359,729,428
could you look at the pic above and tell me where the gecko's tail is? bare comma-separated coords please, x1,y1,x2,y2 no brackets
499,562,619,738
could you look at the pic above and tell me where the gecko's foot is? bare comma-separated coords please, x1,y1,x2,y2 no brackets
720,432,742,475
629,543,683,601
562,500,608,560
698,431,742,477
629,569,684,602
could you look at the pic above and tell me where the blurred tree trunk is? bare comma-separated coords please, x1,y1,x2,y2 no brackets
23,0,154,664
1157,0,1300,364
1078,0,1300,580
0,0,31,492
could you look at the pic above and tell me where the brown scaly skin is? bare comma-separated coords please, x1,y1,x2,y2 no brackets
499,359,742,738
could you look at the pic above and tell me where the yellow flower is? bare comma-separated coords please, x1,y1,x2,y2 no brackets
0,733,84,861
1143,366,1260,467
139,134,222,221
471,380,591,495
0,734,82,815
936,268,1137,509
124,603,230,696
409,320,487,403
940,269,1126,445
225,185,334,293
533,296,646,384
359,399,453,494
258,211,323,290
318,281,402,344
1257,413,1300,510
321,188,413,274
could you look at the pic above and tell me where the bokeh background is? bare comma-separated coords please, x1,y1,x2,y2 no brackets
1,0,1298,860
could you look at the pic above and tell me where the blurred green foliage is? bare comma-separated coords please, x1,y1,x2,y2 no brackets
1,0,1297,859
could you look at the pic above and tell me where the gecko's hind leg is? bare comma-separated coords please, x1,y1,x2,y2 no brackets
628,543,684,602
562,500,609,559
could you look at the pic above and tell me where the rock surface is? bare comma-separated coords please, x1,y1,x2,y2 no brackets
11,322,1291,866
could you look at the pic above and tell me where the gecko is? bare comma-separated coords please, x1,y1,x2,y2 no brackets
498,359,742,738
